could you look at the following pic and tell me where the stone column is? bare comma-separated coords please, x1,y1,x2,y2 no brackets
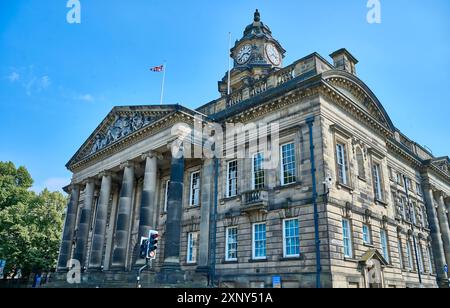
89,172,112,269
73,179,95,267
57,184,81,270
423,185,448,287
436,192,450,268
446,197,450,227
111,162,136,268
138,152,159,240
197,159,215,270
162,151,185,269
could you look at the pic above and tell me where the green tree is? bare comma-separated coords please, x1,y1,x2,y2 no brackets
0,162,67,278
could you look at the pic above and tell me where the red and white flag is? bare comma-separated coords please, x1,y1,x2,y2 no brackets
150,65,164,72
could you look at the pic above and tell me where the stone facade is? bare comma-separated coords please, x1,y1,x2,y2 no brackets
55,11,450,288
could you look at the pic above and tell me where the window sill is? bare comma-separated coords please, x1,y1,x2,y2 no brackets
183,262,198,266
343,257,359,263
248,258,268,263
363,243,375,248
274,182,302,191
375,199,388,207
279,255,304,261
222,260,238,264
220,195,241,203
358,176,367,182
185,205,201,211
337,183,354,192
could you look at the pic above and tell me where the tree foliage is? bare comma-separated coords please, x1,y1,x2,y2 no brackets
0,162,67,278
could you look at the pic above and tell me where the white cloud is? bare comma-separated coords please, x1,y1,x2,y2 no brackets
78,93,95,102
31,177,71,194
40,75,51,89
8,71,20,82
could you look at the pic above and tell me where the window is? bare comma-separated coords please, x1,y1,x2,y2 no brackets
186,232,198,263
426,246,433,274
342,219,353,258
416,242,424,273
225,227,238,261
406,240,414,270
163,180,170,212
362,224,371,245
336,143,348,185
411,203,417,225
281,143,297,185
189,171,200,207
252,153,265,190
396,172,403,186
252,223,266,259
399,197,406,219
356,147,365,179
416,183,422,196
397,239,404,269
380,229,390,263
226,160,238,197
283,219,300,257
373,163,383,200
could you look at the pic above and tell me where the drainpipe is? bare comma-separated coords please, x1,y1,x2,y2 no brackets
208,157,219,286
403,175,423,288
306,116,321,288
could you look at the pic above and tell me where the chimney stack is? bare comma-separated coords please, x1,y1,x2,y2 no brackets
330,48,358,75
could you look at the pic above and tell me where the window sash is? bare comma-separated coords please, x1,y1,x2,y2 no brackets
187,232,198,263
336,144,348,185
189,171,200,207
427,247,433,274
283,219,300,257
342,219,352,258
252,153,265,190
362,225,371,244
380,230,389,263
281,143,297,186
252,223,266,259
373,164,383,200
398,239,404,269
225,227,238,261
406,241,413,270
416,242,424,273
226,160,238,198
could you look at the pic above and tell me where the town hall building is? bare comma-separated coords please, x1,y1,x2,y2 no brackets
55,10,450,288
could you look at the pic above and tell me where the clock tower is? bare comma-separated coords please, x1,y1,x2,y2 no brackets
219,10,286,96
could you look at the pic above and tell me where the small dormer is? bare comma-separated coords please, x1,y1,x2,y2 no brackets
330,48,358,75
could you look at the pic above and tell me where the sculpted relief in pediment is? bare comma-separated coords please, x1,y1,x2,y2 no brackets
90,113,158,155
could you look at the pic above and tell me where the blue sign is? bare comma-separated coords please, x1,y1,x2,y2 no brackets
445,264,448,273
0,260,5,268
272,276,281,288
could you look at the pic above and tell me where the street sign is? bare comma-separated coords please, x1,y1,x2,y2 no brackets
272,276,282,288
444,264,448,273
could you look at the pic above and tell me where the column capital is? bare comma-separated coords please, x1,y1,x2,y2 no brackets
141,151,163,161
98,170,114,179
120,160,136,170
81,177,96,186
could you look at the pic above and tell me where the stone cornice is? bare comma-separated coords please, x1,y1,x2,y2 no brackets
386,139,422,169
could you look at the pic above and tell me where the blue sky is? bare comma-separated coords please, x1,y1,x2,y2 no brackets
1,0,449,193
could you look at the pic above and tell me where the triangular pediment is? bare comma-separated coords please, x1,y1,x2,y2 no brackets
359,248,388,266
431,157,450,176
323,71,395,132
66,105,202,169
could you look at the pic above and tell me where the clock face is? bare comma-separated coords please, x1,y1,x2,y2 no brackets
236,44,252,64
265,43,281,66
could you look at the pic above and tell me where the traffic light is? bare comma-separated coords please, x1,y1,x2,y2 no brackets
139,239,149,259
147,230,159,260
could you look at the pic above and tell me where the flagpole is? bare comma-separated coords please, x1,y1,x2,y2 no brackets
160,61,166,105
227,32,232,96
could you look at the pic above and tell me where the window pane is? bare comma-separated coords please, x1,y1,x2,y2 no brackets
253,153,265,190
226,227,238,261
342,219,352,258
281,143,296,185
380,230,389,263
336,144,347,185
190,172,200,206
227,161,238,197
253,223,266,258
284,219,300,257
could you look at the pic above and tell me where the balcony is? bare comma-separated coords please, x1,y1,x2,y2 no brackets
241,189,269,213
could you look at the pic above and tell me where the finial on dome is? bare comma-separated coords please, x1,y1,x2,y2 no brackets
254,9,260,22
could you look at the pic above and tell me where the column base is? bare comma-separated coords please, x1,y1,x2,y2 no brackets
158,263,184,284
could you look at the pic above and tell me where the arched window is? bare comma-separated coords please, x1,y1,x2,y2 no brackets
356,147,365,179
